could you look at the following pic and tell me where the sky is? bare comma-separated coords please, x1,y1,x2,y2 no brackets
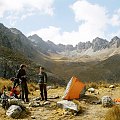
0,0,120,46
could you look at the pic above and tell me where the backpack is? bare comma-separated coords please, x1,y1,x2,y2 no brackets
1,92,9,109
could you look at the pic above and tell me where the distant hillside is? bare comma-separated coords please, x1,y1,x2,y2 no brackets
0,23,65,85
0,46,35,78
0,25,34,59
51,54,120,83
0,23,56,64
1,23,120,84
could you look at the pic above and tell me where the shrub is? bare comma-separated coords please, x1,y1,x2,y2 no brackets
86,82,98,89
28,83,39,92
105,105,120,120
7,85,12,91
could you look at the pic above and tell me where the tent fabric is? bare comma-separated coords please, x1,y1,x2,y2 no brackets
114,98,120,102
63,76,86,100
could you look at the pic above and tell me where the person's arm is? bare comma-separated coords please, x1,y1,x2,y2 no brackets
16,70,21,78
44,73,47,84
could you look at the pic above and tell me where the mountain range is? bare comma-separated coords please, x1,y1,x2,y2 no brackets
28,33,120,60
28,34,120,52
0,23,120,83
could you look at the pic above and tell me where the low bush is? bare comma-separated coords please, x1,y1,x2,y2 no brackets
105,105,120,120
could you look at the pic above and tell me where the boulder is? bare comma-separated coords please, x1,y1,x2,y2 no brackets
8,98,25,109
6,105,22,118
101,96,114,107
43,101,50,105
31,116,36,119
32,97,41,101
57,100,78,112
88,88,95,93
47,86,58,90
109,85,115,88
29,101,40,107
48,95,60,99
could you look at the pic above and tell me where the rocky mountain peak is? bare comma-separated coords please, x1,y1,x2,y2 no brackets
47,40,55,44
29,34,42,40
92,37,106,43
10,28,22,35
111,36,120,41
28,34,43,43
47,40,62,52
0,23,5,28
77,41,92,51
92,37,109,52
109,36,120,48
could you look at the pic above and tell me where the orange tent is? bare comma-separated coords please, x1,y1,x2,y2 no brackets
63,76,86,100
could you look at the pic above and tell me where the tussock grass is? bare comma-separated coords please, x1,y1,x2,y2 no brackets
86,82,99,89
28,82,39,92
98,81,110,88
72,99,83,113
0,78,12,90
86,81,116,89
105,105,120,120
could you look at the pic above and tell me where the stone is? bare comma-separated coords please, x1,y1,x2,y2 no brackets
57,100,78,112
87,88,95,93
8,98,25,109
109,85,115,88
101,96,114,107
31,116,36,119
6,105,22,118
43,101,50,105
32,97,41,101
29,101,40,107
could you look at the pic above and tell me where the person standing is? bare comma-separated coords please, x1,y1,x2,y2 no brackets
16,64,29,102
38,67,48,101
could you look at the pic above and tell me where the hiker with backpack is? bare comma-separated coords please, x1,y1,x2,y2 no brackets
38,67,48,101
10,87,20,99
9,77,20,98
16,64,29,102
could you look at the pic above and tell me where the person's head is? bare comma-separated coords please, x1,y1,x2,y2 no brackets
20,64,26,69
39,67,44,73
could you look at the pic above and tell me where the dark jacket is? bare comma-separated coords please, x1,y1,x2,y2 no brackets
38,72,47,84
16,69,27,83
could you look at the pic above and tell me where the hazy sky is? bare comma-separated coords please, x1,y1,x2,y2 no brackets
0,0,120,45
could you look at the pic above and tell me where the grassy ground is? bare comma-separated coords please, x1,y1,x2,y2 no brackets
0,78,120,120
0,78,12,89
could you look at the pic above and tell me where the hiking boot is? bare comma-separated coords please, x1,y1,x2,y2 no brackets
26,99,29,102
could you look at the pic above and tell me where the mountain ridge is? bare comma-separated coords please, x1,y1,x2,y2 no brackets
28,33,120,58
1,23,120,83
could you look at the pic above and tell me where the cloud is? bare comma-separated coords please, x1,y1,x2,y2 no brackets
29,0,111,45
0,0,54,26
70,0,109,39
31,0,120,45
110,9,120,26
29,26,62,43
